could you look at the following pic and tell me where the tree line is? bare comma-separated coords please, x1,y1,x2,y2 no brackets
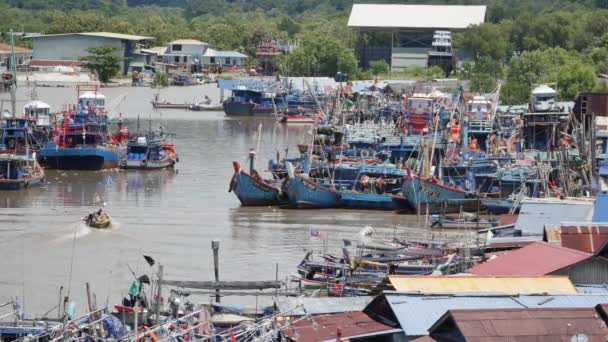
1,0,608,103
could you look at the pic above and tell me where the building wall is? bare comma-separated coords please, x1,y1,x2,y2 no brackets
167,44,207,64
33,35,125,61
551,258,608,284
391,47,428,71
201,56,245,67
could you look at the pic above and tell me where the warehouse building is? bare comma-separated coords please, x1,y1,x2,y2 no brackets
26,32,153,74
347,4,486,73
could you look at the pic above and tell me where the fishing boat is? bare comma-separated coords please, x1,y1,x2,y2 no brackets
120,131,178,170
286,160,342,208
0,153,44,190
229,160,284,206
430,213,498,229
38,85,126,170
339,191,410,211
152,101,190,109
189,102,223,111
402,171,481,214
83,209,111,229
276,109,321,124
223,89,265,116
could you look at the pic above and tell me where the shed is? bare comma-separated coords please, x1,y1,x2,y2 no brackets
387,275,578,295
279,312,401,342
514,198,594,236
469,242,608,284
428,307,608,341
0,43,32,70
364,292,608,339
25,32,153,74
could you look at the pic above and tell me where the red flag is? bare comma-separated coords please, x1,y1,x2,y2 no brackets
230,329,236,342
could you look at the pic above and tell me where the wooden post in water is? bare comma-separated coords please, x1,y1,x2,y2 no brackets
155,264,163,325
212,240,220,303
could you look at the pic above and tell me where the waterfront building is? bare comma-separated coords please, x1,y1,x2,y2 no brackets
0,43,32,72
25,32,153,74
347,4,486,72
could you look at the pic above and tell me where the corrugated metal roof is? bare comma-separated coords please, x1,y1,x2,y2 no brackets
374,292,608,336
204,48,247,58
433,308,608,340
348,4,486,30
557,223,608,254
140,46,167,55
515,198,594,236
25,32,153,41
468,242,592,276
274,296,372,316
280,312,397,341
593,194,608,222
388,275,578,295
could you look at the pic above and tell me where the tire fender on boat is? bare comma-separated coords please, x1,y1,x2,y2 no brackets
119,159,127,168
141,159,148,167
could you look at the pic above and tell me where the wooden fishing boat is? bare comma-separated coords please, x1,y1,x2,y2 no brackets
188,102,223,111
430,214,498,229
151,101,190,109
0,153,44,190
229,161,284,206
339,191,410,210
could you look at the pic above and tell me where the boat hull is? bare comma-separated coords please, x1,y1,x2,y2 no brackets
340,192,410,210
39,146,124,170
223,102,254,116
289,176,341,209
120,158,175,170
402,176,477,214
0,176,42,190
230,162,283,206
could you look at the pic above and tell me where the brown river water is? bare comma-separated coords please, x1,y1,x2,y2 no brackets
0,83,440,315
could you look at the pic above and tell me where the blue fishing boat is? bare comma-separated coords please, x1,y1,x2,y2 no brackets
229,161,284,206
402,171,479,213
0,154,44,190
38,86,126,170
285,161,341,209
339,191,410,210
120,131,178,170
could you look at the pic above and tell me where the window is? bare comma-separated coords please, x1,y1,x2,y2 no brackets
183,56,188,63
210,57,216,64
232,59,237,65
172,44,182,52
174,56,180,63
225,58,230,65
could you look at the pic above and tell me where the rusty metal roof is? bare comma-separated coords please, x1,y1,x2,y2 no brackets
468,242,593,276
558,224,608,254
387,275,578,295
280,312,399,342
430,307,608,341
0,43,31,54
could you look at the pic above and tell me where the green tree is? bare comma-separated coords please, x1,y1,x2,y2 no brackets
285,33,357,77
152,71,169,88
80,45,123,83
369,60,388,76
461,23,510,62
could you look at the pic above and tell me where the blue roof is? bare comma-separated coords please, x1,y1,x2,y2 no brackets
372,292,608,337
593,194,608,222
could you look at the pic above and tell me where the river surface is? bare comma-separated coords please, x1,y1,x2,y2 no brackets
0,83,439,316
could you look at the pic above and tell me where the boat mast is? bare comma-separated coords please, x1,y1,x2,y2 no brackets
9,29,17,117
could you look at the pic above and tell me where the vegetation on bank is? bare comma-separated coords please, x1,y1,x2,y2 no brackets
2,0,608,103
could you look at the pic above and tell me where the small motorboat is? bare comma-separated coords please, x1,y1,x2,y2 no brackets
84,209,111,229
189,102,223,111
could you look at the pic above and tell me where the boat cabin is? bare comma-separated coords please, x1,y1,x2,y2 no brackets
23,100,51,127
78,92,106,111
530,84,558,113
0,155,33,180
403,94,434,134
127,137,166,161
0,118,35,152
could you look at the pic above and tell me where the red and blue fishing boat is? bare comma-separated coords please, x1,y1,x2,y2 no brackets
38,85,126,170
120,130,178,170
402,170,480,214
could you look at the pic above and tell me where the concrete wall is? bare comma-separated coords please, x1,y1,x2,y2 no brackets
391,47,428,71
167,44,207,65
201,56,246,67
33,35,125,61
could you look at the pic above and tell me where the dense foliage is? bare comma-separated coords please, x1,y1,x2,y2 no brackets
80,46,123,83
2,0,608,102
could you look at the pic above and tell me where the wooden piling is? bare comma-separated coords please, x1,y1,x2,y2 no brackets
212,240,220,303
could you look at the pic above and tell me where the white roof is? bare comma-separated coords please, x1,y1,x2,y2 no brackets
348,4,486,30
79,92,106,100
23,100,50,110
532,84,556,95
26,32,153,41
168,39,207,46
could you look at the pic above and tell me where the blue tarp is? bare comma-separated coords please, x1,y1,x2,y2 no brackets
593,194,608,222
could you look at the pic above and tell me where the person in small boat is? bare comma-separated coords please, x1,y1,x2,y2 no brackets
203,95,211,104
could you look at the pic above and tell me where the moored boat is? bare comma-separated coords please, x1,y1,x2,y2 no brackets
0,153,44,190
229,161,284,206
120,132,178,170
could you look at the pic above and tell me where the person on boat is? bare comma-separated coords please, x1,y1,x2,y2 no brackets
488,132,498,154
203,95,211,104
468,137,478,151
